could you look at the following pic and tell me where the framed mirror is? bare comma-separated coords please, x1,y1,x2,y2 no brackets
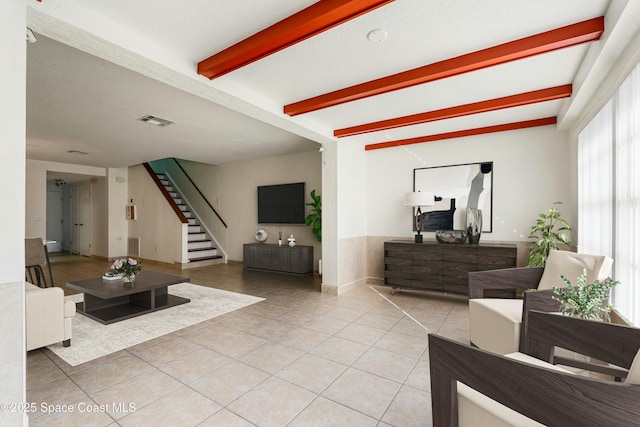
413,162,493,232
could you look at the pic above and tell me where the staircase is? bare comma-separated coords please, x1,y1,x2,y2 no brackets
156,173,222,266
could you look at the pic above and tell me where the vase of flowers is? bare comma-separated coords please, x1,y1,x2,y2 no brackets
110,257,143,283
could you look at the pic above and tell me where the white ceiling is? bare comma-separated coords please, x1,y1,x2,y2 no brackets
26,0,618,168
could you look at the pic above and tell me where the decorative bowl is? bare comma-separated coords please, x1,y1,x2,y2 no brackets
435,229,467,244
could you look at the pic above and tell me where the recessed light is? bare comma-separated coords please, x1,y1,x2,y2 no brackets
138,115,174,127
367,29,387,43
67,150,88,155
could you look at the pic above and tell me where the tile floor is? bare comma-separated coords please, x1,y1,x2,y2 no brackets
27,255,470,426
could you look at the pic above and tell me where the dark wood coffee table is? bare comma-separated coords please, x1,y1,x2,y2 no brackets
67,271,190,325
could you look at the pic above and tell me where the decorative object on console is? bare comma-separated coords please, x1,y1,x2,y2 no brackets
288,234,296,247
435,229,467,244
108,257,143,283
255,228,268,243
404,191,434,243
466,207,483,244
278,231,283,246
414,162,493,232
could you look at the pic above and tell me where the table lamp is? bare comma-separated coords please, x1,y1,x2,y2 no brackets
404,191,435,243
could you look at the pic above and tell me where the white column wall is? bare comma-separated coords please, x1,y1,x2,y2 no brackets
0,1,27,425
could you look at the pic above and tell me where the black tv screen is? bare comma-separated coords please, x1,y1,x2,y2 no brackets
257,182,306,224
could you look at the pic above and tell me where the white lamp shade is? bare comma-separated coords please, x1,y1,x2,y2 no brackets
404,191,435,207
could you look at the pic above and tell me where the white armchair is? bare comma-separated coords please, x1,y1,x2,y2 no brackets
468,250,613,355
25,282,75,351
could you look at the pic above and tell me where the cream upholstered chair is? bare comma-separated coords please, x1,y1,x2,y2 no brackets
468,250,613,355
430,311,640,427
25,237,54,288
25,282,75,350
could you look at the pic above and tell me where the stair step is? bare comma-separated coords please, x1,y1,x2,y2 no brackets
188,254,223,263
188,248,218,259
188,218,197,225
164,185,174,192
177,204,189,212
183,211,194,218
188,232,207,241
188,225,202,233
173,198,183,205
188,240,213,250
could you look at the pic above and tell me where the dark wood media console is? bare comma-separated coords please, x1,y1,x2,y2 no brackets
243,243,313,275
384,240,517,295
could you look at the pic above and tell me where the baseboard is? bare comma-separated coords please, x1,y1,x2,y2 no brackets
321,277,369,295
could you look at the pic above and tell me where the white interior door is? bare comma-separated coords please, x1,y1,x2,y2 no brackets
79,184,92,257
70,186,79,254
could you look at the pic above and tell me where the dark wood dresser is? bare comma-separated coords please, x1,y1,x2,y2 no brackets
383,240,517,295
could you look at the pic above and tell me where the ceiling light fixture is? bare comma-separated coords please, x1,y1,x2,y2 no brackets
67,149,89,155
26,28,37,43
138,115,174,127
367,29,387,43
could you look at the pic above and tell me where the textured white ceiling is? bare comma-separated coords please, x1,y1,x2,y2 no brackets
26,0,614,168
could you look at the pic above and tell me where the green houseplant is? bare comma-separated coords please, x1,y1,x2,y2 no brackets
527,202,572,267
305,189,321,242
552,269,619,322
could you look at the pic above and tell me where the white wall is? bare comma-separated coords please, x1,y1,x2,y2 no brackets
179,150,322,266
0,1,26,424
107,168,129,258
127,164,185,264
366,125,572,242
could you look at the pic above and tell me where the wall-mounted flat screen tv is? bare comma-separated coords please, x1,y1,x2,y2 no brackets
257,182,306,224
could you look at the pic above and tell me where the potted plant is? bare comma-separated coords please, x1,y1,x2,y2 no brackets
527,202,572,267
305,189,321,242
552,269,619,322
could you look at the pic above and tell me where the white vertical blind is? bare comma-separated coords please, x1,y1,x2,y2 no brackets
578,101,613,258
614,65,640,325
578,61,640,325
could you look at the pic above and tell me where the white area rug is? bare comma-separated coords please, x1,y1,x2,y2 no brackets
47,283,264,366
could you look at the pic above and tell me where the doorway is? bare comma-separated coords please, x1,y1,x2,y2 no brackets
70,184,92,256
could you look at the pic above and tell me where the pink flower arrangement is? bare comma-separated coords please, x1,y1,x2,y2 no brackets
109,257,143,277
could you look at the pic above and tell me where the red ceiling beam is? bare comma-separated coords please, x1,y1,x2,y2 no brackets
364,117,557,151
335,84,572,137
286,17,603,116
197,0,395,80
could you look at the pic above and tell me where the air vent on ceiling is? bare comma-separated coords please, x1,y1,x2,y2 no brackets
67,150,88,155
138,115,174,127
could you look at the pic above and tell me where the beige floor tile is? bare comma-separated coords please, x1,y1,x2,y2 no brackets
274,327,330,352
28,397,114,427
130,335,207,366
69,354,153,394
118,386,219,427
227,376,316,426
404,359,431,392
352,347,417,383
274,308,319,326
245,301,291,318
189,361,269,406
242,317,295,339
322,368,401,419
216,312,265,332
374,330,429,358
90,369,182,419
238,342,303,374
325,306,366,322
275,354,346,394
354,312,402,331
389,317,432,339
199,330,267,358
288,396,378,427
381,385,432,427
335,323,386,346
303,315,349,335
198,408,255,426
310,336,369,366
26,351,66,390
158,347,231,383
27,376,87,417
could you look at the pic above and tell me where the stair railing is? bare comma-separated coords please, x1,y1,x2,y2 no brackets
148,158,228,262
